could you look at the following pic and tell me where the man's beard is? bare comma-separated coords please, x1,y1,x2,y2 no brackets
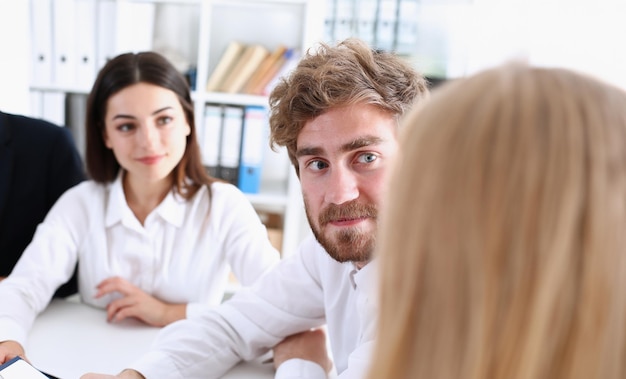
305,199,377,264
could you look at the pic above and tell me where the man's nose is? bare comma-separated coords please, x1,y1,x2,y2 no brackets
324,167,359,205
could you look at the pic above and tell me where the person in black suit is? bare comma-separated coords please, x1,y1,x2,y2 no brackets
0,110,85,296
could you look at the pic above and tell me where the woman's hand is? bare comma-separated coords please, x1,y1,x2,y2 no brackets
95,276,186,327
0,340,26,364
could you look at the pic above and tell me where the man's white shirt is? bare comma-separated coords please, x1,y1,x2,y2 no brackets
131,235,379,379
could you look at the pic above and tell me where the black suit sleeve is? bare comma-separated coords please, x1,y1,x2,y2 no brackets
45,125,86,210
0,113,86,297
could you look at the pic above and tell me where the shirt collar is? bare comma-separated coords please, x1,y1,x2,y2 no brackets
155,186,186,227
105,171,186,228
349,259,378,291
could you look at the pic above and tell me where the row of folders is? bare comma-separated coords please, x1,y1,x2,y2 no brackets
205,42,301,96
30,0,155,91
200,104,270,194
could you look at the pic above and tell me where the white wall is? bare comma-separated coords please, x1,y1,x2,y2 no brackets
0,2,31,115
413,0,626,89
7,0,626,114
524,2,626,89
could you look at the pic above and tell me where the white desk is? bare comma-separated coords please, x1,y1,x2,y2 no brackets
26,299,275,379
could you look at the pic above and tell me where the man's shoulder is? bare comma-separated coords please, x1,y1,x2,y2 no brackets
3,112,74,147
3,112,64,133
296,235,332,261
291,235,356,274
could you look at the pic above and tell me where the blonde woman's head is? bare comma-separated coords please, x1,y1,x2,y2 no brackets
370,64,626,379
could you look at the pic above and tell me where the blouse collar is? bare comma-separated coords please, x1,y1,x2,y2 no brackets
104,171,186,230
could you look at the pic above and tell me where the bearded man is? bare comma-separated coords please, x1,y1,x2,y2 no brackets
82,38,429,379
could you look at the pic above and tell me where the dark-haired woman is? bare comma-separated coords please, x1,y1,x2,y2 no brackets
0,52,279,364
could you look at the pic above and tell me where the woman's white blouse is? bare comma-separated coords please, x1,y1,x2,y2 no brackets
0,176,280,344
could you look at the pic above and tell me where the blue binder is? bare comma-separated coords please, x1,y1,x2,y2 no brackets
237,105,268,193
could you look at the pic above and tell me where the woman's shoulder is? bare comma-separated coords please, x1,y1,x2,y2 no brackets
208,181,248,200
201,181,257,216
66,179,107,194
44,180,110,225
56,180,109,204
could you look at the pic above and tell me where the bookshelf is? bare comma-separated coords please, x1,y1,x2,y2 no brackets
27,0,326,256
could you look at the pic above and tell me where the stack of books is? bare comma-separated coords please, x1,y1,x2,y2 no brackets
205,41,300,96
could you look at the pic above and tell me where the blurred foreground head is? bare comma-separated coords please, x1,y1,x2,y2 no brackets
371,63,626,379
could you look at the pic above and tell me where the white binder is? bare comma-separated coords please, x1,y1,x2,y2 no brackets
219,106,244,185
375,0,398,51
51,0,77,87
333,0,354,42
29,0,53,86
96,0,117,69
202,104,223,177
115,1,155,54
356,0,378,46
29,90,44,119
42,91,66,126
396,0,419,56
74,0,97,91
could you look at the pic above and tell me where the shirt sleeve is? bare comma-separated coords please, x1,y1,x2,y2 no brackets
275,359,328,379
130,310,244,379
185,302,217,319
0,184,88,344
210,184,280,286
272,338,374,379
273,260,379,379
129,245,328,379
335,341,374,379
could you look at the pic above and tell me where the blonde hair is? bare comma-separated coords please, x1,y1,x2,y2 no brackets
369,64,626,379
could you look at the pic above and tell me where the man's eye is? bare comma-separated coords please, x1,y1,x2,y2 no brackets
357,153,377,164
308,160,328,171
